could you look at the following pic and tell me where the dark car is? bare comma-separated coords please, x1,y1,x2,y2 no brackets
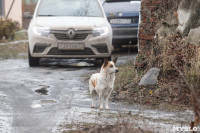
102,0,141,49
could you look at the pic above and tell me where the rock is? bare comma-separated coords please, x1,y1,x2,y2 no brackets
176,0,200,36
139,68,160,86
187,26,200,46
157,11,179,38
157,24,171,37
164,11,179,26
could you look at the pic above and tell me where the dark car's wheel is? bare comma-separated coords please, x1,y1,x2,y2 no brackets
28,48,40,67
107,56,112,61
96,56,112,66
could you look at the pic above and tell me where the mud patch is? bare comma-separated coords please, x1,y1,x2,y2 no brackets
35,85,50,95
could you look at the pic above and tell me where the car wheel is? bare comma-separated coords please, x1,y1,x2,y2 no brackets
96,56,112,66
28,48,40,67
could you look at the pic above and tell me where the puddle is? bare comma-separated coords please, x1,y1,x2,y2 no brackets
31,103,42,108
35,85,50,95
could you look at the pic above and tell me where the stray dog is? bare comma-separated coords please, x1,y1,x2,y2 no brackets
89,58,118,110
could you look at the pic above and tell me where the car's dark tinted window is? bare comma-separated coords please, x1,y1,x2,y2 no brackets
103,1,141,13
37,0,103,17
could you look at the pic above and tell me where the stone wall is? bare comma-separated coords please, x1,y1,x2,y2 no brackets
138,0,161,54
138,0,200,56
136,0,182,69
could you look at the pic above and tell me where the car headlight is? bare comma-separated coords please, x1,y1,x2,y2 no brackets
33,26,50,37
92,27,109,37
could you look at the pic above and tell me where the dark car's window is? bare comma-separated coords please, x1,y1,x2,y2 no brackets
37,0,103,17
103,1,141,13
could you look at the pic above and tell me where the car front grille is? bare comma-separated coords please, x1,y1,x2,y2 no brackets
51,30,91,41
113,28,138,36
47,47,95,55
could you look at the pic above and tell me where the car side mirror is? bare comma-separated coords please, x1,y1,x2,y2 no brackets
23,12,33,19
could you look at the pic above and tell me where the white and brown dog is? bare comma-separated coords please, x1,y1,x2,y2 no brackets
89,58,118,110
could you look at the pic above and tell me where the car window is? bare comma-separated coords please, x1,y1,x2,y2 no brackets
37,0,103,17
103,1,141,13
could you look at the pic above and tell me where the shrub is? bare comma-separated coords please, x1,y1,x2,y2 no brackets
0,19,19,40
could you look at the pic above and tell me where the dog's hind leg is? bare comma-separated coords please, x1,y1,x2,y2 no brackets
91,90,96,108
89,80,96,108
89,89,96,108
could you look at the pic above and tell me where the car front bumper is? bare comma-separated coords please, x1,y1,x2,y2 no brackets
112,27,138,46
28,33,112,59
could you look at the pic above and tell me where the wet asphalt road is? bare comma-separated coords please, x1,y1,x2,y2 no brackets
0,51,195,133
0,50,136,133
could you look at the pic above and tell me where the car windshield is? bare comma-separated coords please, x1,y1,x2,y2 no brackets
37,0,103,17
103,0,141,13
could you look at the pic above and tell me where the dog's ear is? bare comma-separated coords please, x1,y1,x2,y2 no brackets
113,57,118,64
103,58,108,68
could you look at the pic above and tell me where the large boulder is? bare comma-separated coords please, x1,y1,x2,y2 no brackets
139,68,160,86
187,26,200,46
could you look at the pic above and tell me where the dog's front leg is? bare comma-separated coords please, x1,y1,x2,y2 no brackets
105,88,112,110
98,91,103,110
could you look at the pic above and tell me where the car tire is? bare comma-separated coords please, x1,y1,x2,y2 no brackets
28,48,40,67
96,56,112,66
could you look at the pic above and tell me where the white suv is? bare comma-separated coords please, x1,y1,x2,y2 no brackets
28,0,112,66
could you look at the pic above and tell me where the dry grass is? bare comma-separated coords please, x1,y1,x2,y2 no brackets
62,121,153,133
186,47,200,88
0,31,28,43
114,61,136,91
0,43,28,59
115,33,200,110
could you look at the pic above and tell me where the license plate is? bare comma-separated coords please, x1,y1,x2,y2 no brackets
110,19,131,24
58,43,84,50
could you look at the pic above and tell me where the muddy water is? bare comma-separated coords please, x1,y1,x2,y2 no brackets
0,56,197,133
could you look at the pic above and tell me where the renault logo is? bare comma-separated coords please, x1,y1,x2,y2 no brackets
67,29,75,39
119,13,123,17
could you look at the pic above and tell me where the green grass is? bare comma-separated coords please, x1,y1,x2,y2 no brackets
14,32,28,41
